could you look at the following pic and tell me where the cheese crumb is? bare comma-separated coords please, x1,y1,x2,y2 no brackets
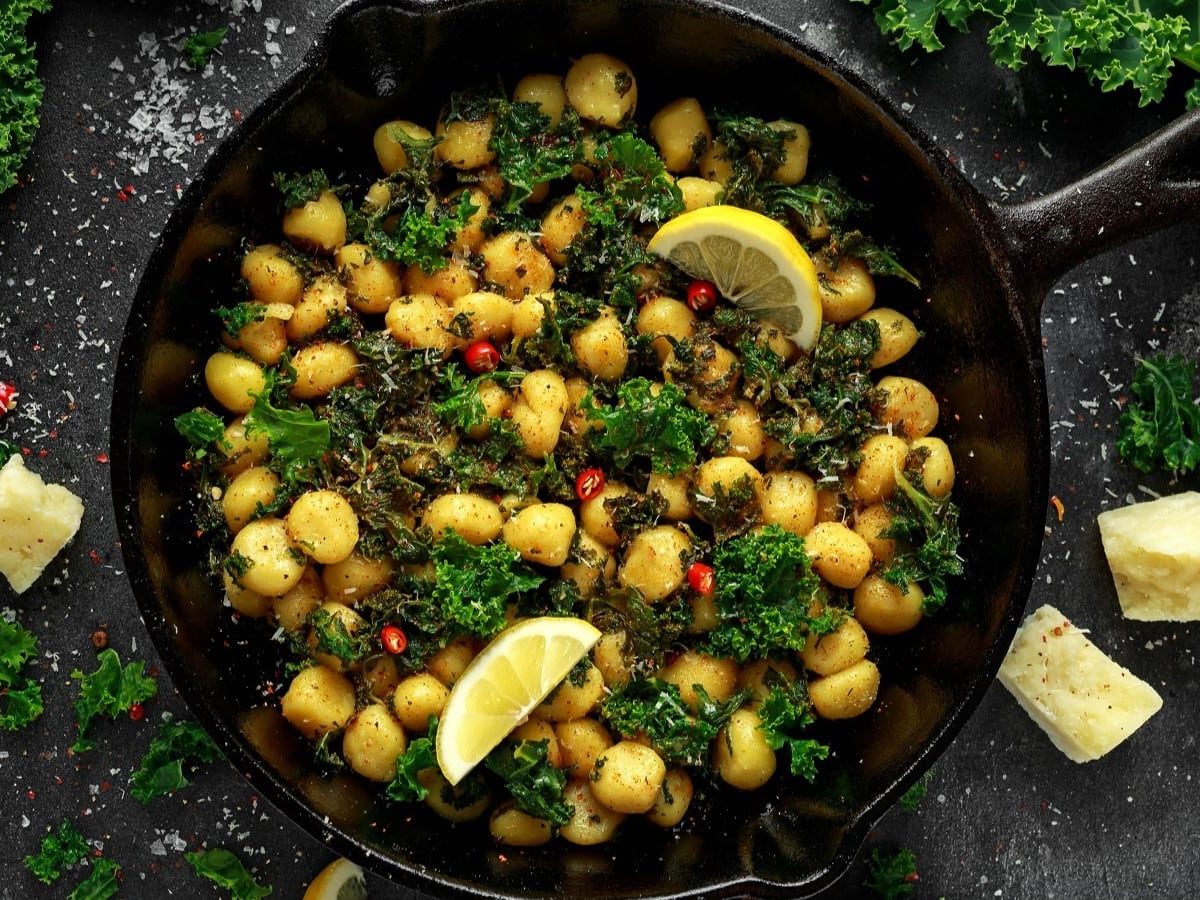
998,604,1162,763
0,455,86,593
1097,491,1200,621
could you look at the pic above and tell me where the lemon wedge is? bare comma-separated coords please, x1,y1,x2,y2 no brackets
303,858,368,900
436,616,601,785
647,205,823,351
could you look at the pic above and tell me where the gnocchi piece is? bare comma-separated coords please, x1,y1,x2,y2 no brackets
223,570,272,618
590,741,666,814
714,708,776,790
697,139,733,184
204,352,266,414
514,73,567,127
219,415,270,477
718,401,766,462
481,232,555,299
290,341,358,400
503,503,577,566
853,504,897,564
404,258,478,303
385,293,463,356
467,378,515,441
308,601,365,673
373,119,434,174
804,521,873,590
420,768,490,821
736,658,799,702
860,308,919,369
229,312,288,366
510,369,569,458
646,769,693,828
281,664,356,740
222,466,280,534
649,97,711,172
286,490,360,565
677,176,723,211
875,376,939,439
911,436,955,498
555,719,613,778
241,244,303,306
343,704,408,782
272,567,323,632
808,659,881,720
618,525,691,602
392,673,450,732
853,434,910,504
512,719,564,767
658,651,739,710
336,243,403,314
761,471,817,537
570,308,629,381
564,53,637,127
282,190,347,254
363,655,401,700
322,553,393,603
854,575,925,635
288,276,349,342
592,630,632,687
647,472,693,521
451,291,515,343
435,112,497,170
422,493,504,545
815,255,876,323
695,456,764,520
490,802,553,847
768,120,811,185
427,637,477,687
560,531,615,598
801,616,871,676
560,779,625,846
511,292,548,339
636,296,697,362
448,187,491,253
541,193,587,265
534,664,606,722
230,517,305,596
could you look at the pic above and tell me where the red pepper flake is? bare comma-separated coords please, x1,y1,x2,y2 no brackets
687,561,715,596
0,381,18,414
1049,495,1065,522
232,108,243,122
116,189,130,203
37,448,48,458
128,703,145,721
381,625,408,655
575,467,605,502
26,788,36,800
88,549,103,566
95,452,110,464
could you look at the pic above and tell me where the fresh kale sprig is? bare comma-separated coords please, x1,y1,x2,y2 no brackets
0,615,44,731
852,0,1200,110
485,739,573,827
864,846,919,899
130,720,222,803
882,466,964,613
601,678,748,768
24,821,90,884
1116,353,1200,478
756,677,831,781
0,0,53,194
70,649,157,753
581,378,715,476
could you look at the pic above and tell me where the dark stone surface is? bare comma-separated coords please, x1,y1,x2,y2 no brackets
1,1,1196,897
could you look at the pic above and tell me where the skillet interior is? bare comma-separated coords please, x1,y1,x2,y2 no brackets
110,0,1047,895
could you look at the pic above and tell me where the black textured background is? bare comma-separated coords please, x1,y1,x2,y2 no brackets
1,1,1197,897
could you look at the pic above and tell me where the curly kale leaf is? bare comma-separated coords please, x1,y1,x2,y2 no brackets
882,465,964,613
757,676,830,781
491,100,582,211
70,649,158,753
24,821,90,884
363,190,478,273
130,720,221,803
601,678,748,768
864,846,919,899
185,848,272,899
582,377,715,475
485,739,572,827
704,524,840,663
183,26,228,69
0,615,43,731
0,0,53,194
386,718,438,802
428,533,545,640
1115,353,1200,477
272,169,330,209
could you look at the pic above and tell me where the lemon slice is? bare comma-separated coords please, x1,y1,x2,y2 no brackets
436,616,601,785
647,205,823,351
303,858,368,900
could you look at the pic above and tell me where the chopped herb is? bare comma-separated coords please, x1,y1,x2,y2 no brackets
882,467,963,614
386,717,438,802
601,678,747,767
174,408,226,456
0,615,43,730
426,533,545,640
582,378,715,475
0,0,53,194
272,169,330,209
864,846,918,900
827,230,919,287
24,821,90,884
70,649,158,753
1115,354,1200,478
130,720,222,803
185,848,272,899
223,550,252,583
183,26,228,69
593,131,684,224
444,84,499,123
704,524,838,663
363,190,478,273
756,677,829,781
67,857,121,900
485,739,572,827
898,773,930,812
589,588,692,674
604,491,668,536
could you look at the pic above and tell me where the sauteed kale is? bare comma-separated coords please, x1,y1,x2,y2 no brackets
175,51,962,845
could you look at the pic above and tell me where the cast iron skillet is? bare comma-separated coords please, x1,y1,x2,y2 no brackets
110,0,1200,896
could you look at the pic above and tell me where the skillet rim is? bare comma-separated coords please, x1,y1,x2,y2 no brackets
109,0,1050,895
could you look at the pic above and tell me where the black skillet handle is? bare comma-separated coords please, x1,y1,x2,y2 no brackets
991,107,1200,305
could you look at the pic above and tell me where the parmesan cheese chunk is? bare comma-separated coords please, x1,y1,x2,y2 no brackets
1097,491,1200,621
998,604,1162,763
0,455,86,594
